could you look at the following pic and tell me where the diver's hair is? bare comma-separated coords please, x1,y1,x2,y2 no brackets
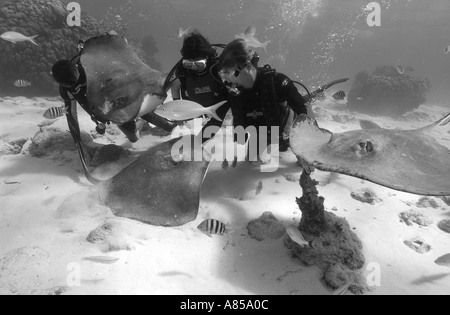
219,39,258,69
181,30,217,60
51,60,79,86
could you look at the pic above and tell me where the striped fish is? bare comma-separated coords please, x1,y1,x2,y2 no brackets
332,91,346,101
43,106,67,119
13,79,32,87
197,219,227,236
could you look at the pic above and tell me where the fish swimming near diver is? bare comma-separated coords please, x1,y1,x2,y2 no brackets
154,100,228,122
235,26,270,54
82,256,119,264
332,91,346,101
197,219,228,236
43,106,67,119
285,225,312,248
435,254,450,268
0,31,38,45
13,80,32,87
290,113,450,196
177,27,192,39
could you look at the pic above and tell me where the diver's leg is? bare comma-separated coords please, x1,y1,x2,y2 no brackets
141,112,177,132
118,121,139,143
279,108,295,152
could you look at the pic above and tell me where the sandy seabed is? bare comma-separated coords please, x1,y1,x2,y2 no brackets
0,95,449,295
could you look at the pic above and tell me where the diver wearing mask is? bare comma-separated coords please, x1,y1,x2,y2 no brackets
170,31,230,143
218,39,315,153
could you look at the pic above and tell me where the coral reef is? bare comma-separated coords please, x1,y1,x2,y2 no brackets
404,238,432,254
416,197,440,209
347,66,430,117
247,211,286,241
350,188,382,205
0,0,108,96
290,171,367,294
399,210,433,227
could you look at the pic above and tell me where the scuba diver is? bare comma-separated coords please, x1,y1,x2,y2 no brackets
169,31,229,143
51,40,176,143
218,39,315,153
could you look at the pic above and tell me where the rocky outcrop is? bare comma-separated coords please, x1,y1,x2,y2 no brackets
247,212,286,241
0,0,108,96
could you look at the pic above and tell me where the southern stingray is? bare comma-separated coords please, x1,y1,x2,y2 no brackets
81,34,166,125
86,136,210,227
290,113,450,196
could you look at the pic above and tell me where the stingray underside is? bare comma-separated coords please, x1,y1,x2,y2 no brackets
291,115,450,196
81,34,165,124
101,136,210,226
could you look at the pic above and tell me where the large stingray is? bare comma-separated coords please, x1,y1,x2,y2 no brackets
87,136,210,226
290,113,450,196
81,34,166,124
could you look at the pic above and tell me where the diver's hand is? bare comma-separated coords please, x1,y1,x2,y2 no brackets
298,157,315,175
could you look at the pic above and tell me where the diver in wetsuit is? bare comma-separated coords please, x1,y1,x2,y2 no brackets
170,31,229,143
51,41,175,143
218,39,315,153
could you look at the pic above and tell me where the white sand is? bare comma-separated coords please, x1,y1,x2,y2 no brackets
0,96,449,295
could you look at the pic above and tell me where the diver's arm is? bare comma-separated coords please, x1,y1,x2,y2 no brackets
282,79,315,119
171,79,182,101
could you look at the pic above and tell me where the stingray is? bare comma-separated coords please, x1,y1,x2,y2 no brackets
83,136,210,227
81,34,166,125
290,113,450,196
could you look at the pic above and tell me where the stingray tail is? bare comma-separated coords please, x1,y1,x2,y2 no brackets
438,112,450,127
75,141,102,185
207,101,228,122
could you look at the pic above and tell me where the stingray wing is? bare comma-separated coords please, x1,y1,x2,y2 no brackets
291,115,450,196
103,136,210,226
81,34,165,124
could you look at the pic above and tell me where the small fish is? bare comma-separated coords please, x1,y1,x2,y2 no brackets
43,106,67,119
286,225,312,248
435,254,450,268
332,91,346,101
445,46,450,55
13,80,32,88
82,256,119,264
357,97,364,101
396,64,405,75
0,31,38,45
154,100,228,122
235,26,270,54
256,181,263,196
197,219,227,236
177,27,192,39
222,159,229,170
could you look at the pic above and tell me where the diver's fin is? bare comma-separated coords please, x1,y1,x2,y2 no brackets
207,101,228,122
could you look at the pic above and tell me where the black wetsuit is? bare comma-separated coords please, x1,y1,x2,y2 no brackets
229,66,313,151
175,62,229,142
